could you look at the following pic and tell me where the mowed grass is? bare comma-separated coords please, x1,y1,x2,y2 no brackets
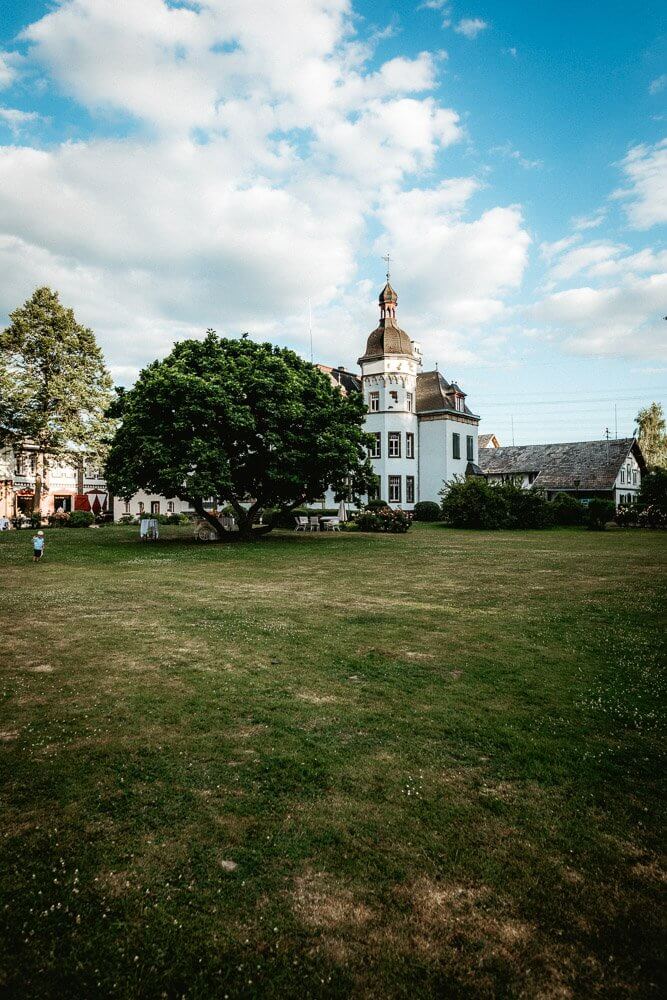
0,523,665,999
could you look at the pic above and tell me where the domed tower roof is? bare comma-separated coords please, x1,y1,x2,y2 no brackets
358,278,416,363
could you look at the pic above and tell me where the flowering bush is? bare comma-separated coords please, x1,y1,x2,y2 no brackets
637,504,667,529
615,505,639,527
356,506,411,533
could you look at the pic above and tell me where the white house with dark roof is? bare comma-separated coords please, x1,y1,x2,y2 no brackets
322,278,480,509
478,438,646,506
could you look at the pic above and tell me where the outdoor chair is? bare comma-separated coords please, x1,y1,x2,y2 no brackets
324,518,341,531
294,516,308,531
308,516,320,531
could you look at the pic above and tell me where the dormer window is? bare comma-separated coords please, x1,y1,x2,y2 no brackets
455,394,464,412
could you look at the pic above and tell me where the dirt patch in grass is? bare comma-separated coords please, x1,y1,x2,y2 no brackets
292,870,374,934
296,691,339,705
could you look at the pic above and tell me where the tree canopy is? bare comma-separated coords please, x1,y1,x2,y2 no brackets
106,332,374,538
0,287,113,510
635,402,667,469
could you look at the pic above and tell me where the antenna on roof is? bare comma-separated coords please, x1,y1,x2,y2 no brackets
382,251,392,282
604,426,611,441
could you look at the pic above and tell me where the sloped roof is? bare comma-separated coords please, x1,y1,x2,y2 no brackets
358,317,415,362
477,438,645,490
416,370,478,418
479,433,500,448
316,364,361,395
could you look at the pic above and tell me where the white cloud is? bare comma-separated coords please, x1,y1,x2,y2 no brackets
0,53,17,89
547,242,627,282
649,74,666,95
0,0,532,378
613,138,667,229
571,210,606,231
0,107,40,134
528,273,667,360
454,18,489,39
490,141,542,170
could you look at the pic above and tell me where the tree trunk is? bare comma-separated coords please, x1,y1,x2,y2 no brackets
191,498,230,540
32,452,44,517
226,497,263,539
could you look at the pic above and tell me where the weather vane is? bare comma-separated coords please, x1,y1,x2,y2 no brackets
382,251,392,281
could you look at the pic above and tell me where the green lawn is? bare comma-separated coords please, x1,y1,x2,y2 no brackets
0,523,665,998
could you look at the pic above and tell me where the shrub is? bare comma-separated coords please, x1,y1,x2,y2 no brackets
440,477,508,529
412,501,441,522
637,504,667,529
550,492,585,526
356,507,411,533
638,468,667,514
615,505,638,528
68,510,95,528
502,483,553,528
586,498,615,531
48,511,70,528
365,498,388,511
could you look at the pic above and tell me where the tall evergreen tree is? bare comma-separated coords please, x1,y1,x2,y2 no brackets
635,402,667,469
0,287,113,512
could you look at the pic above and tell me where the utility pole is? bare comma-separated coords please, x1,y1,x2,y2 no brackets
308,298,313,364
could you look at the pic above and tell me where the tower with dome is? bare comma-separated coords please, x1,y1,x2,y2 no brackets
319,276,481,509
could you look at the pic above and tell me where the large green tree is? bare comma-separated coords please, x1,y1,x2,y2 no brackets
0,287,113,512
635,402,667,469
105,332,374,539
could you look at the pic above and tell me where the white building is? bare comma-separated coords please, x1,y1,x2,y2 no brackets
323,278,480,509
478,438,645,506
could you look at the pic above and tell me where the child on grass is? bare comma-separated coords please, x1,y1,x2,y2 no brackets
32,530,45,562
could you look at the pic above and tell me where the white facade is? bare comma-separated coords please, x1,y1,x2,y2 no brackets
614,449,642,506
113,490,193,520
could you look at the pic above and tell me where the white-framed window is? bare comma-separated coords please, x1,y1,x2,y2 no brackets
151,501,160,514
455,394,464,411
368,475,381,500
406,392,413,412
406,432,415,459
388,432,401,458
389,390,398,405
388,475,401,503
452,433,461,460
369,433,381,459
124,501,131,514
138,502,144,513
620,470,625,484
406,476,415,504
369,391,379,412
466,435,474,462
633,471,637,485
167,501,175,513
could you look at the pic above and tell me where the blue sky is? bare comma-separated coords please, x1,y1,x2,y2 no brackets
0,0,665,442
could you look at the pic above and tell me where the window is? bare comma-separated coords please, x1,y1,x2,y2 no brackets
406,392,413,412
167,501,175,513
406,476,415,504
369,432,381,459
124,501,131,514
466,435,474,462
369,391,379,412
368,475,381,500
388,475,401,503
389,390,398,405
620,470,625,484
138,502,144,513
633,471,637,485
455,394,464,412
406,432,415,459
388,432,401,458
452,433,461,460
151,501,160,515
626,463,631,480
